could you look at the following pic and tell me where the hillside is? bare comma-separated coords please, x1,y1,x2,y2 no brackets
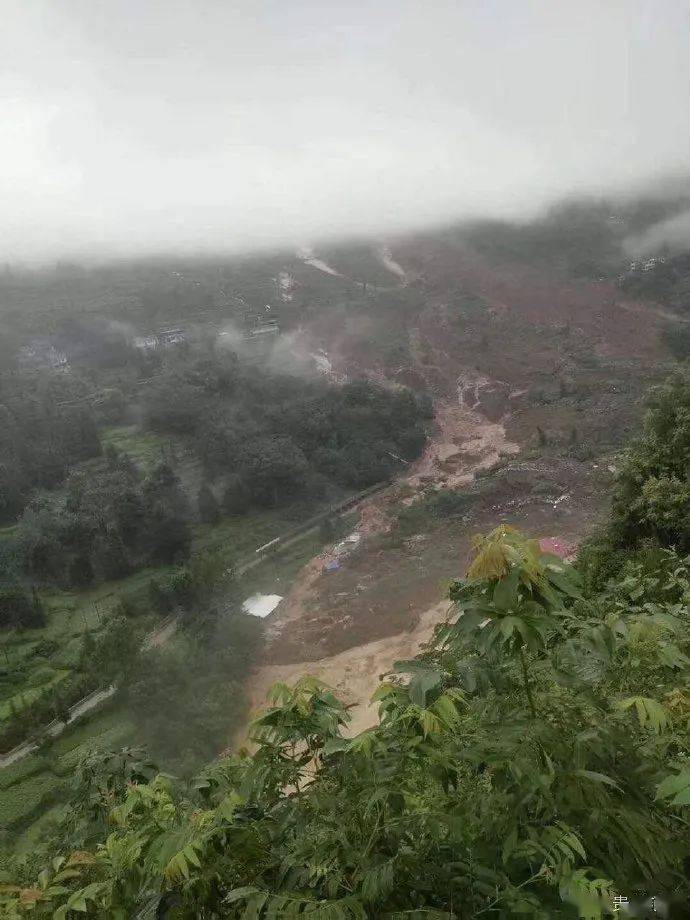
230,202,678,728
2,193,690,892
3,368,690,917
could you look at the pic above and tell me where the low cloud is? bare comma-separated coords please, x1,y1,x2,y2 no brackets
624,210,690,258
3,1,690,262
217,322,313,377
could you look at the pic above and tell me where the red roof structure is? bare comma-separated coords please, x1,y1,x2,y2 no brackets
539,536,577,560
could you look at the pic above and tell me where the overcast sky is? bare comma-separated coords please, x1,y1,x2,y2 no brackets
2,0,690,261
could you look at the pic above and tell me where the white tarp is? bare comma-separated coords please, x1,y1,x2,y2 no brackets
242,594,283,618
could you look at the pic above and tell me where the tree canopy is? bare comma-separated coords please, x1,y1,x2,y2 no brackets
7,456,191,592
0,375,100,523
142,354,429,501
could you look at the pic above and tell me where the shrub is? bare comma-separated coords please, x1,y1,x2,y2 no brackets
397,488,475,534
147,578,172,615
0,584,45,630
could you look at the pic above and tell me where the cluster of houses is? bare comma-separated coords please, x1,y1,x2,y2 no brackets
17,340,69,371
243,315,280,341
133,327,187,352
617,256,667,284
17,311,283,372
276,271,297,302
628,256,666,273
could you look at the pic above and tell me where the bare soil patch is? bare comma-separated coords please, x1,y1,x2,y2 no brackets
243,600,452,740
395,241,664,363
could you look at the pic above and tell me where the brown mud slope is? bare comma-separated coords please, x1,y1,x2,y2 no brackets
259,396,519,666
258,452,610,667
408,401,519,491
245,600,453,740
396,240,663,362
240,446,611,739
238,240,669,741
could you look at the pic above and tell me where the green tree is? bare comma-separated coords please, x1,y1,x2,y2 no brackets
87,616,141,685
318,515,337,543
145,504,190,564
605,369,690,553
143,462,191,563
143,461,190,520
448,525,580,717
147,578,171,615
240,436,309,506
222,474,249,515
197,481,221,524
0,582,45,630
91,532,130,581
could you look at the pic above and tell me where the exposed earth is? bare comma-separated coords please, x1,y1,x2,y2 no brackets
236,237,672,740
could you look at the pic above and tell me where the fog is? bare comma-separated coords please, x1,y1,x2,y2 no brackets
2,0,690,262
625,210,690,257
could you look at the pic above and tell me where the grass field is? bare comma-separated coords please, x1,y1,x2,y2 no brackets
0,769,61,829
0,702,137,859
99,424,174,471
238,510,356,600
0,523,21,545
192,497,338,560
0,669,70,720
47,705,136,774
0,565,172,727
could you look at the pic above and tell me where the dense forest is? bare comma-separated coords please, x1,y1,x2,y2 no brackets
140,354,430,496
0,354,429,599
0,374,101,523
3,371,690,917
0,331,430,760
0,371,425,630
